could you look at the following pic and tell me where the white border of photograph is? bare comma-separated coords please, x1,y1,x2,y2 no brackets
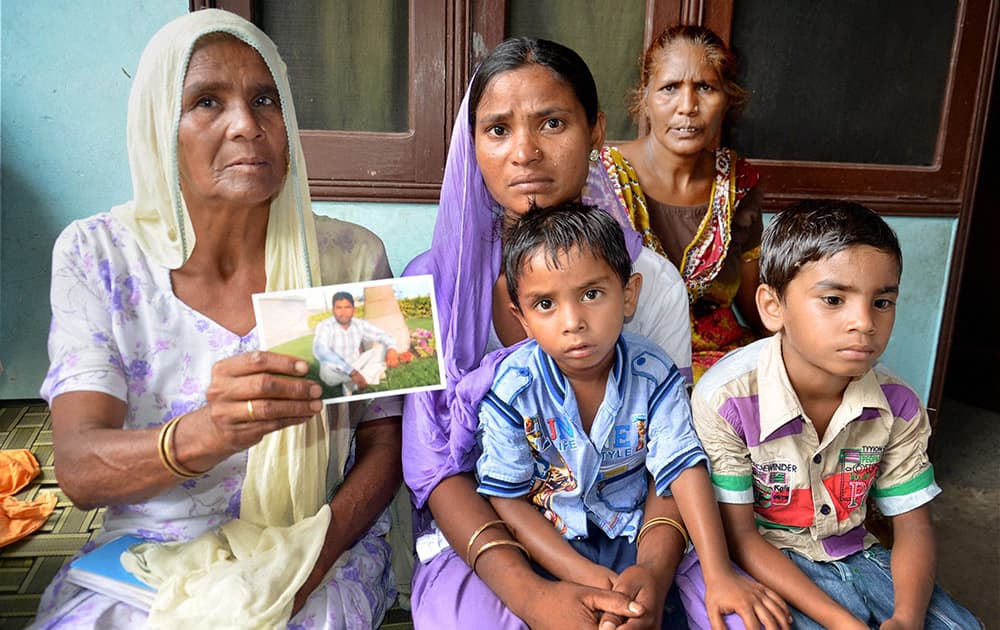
252,274,445,404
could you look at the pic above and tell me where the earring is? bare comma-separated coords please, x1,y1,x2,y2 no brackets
589,148,600,162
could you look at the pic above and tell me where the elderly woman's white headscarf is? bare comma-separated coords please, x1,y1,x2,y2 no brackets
111,9,319,288
114,10,334,627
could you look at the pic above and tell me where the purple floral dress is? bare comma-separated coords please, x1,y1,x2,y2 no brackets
31,213,395,629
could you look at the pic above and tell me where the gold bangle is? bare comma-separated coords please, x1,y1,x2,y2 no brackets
157,418,187,478
158,417,190,478
158,415,200,479
164,415,201,478
636,516,690,550
471,539,530,576
465,519,506,564
156,419,176,476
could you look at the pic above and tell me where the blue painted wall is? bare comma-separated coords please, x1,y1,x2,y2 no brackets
2,1,186,397
0,1,953,402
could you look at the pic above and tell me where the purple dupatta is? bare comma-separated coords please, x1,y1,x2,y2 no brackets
401,83,642,513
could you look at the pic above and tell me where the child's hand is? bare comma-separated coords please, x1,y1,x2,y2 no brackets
599,564,667,630
705,570,791,630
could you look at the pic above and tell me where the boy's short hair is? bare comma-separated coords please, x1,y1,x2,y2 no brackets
331,291,354,307
760,199,903,299
503,203,632,309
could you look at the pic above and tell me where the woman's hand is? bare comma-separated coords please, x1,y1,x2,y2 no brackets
429,475,643,630
203,351,323,455
598,564,667,630
704,570,791,630
291,556,329,617
49,353,321,510
575,562,619,591
517,578,645,630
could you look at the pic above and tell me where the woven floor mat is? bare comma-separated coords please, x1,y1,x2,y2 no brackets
1,402,103,629
0,401,413,630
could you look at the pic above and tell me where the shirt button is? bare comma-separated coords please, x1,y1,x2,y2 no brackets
820,504,831,515
813,453,822,464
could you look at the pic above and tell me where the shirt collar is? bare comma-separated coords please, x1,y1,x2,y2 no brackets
536,336,627,409
757,333,890,441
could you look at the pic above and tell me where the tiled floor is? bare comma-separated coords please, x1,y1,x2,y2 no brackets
0,403,104,630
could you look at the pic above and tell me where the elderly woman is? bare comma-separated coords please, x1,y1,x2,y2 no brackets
31,10,400,629
601,25,767,383
402,37,782,630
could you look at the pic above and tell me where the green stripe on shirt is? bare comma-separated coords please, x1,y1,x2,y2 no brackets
710,472,751,492
871,465,935,498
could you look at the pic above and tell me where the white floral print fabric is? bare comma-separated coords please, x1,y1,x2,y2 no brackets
32,214,394,629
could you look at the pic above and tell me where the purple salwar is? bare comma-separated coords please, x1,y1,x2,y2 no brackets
675,551,753,630
410,549,529,630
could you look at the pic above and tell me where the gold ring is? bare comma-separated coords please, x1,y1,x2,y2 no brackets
246,400,256,421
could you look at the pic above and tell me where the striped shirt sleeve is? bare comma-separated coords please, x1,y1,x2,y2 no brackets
475,390,535,498
690,388,755,504
870,382,940,515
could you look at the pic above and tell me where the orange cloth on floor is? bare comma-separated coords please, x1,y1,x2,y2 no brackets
0,449,57,547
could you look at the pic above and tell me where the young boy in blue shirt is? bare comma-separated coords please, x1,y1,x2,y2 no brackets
475,203,790,629
691,199,981,629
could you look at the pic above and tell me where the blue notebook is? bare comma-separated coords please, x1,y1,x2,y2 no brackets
65,535,156,610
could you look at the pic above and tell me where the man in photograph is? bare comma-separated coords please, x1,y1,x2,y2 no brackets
313,291,400,393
